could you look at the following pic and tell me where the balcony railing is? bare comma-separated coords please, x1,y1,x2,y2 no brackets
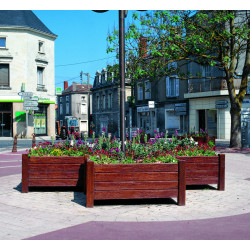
188,79,241,93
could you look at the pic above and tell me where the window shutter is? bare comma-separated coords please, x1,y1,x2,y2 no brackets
166,77,170,97
176,78,179,96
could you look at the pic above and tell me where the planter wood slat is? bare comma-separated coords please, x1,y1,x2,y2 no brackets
29,179,82,186
186,177,218,185
29,164,83,172
86,160,185,207
95,181,178,191
95,172,178,182
22,154,86,193
94,190,179,200
185,163,219,170
178,154,225,190
28,172,80,179
95,164,178,173
27,157,85,164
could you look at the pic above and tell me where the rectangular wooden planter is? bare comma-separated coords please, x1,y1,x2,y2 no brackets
22,154,87,193
85,159,186,208
178,154,225,190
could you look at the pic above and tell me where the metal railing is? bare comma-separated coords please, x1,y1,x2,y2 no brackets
188,79,241,93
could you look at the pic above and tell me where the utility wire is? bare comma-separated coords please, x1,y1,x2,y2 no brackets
55,56,116,67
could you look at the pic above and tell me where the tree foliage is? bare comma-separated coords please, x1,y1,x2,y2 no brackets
107,10,250,147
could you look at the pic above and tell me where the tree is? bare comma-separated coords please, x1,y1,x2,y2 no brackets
107,10,250,148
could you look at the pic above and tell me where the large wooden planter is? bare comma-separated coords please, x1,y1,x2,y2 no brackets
178,154,225,190
22,154,87,193
85,159,186,208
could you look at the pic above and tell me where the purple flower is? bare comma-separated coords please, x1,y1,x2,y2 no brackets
175,129,178,136
154,130,157,133
102,127,106,132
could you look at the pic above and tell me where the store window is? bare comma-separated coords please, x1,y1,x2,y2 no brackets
34,105,47,135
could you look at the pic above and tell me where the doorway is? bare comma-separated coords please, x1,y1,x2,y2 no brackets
198,110,206,131
0,112,12,137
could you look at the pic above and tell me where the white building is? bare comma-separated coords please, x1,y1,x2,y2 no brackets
0,10,57,138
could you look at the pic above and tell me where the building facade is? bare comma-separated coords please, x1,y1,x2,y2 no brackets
57,81,92,136
91,68,131,138
133,62,189,136
0,10,57,138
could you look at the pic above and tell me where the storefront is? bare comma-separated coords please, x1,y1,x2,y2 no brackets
189,97,231,139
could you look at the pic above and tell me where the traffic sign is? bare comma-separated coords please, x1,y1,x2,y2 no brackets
24,106,39,111
23,96,39,101
18,92,33,97
23,101,38,107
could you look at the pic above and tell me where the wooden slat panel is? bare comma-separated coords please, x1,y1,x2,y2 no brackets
95,181,178,191
95,172,178,182
178,156,219,163
186,170,219,178
185,163,219,171
186,177,218,185
28,156,85,164
29,178,82,186
94,189,178,200
29,172,80,179
95,163,178,173
29,164,82,172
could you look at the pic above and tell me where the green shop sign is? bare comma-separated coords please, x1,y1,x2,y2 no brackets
15,111,26,122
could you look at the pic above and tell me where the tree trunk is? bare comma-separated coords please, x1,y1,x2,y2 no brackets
230,103,242,148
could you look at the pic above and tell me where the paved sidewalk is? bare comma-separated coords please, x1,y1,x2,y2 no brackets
0,149,249,240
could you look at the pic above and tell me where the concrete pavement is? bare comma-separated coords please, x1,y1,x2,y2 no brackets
0,145,249,239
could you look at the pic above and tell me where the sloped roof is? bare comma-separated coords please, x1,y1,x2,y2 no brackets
0,10,57,37
62,83,93,94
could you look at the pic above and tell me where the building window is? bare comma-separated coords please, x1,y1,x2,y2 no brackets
37,67,44,88
0,38,6,48
97,96,100,110
60,120,63,126
81,95,86,102
60,104,63,115
66,103,69,114
60,97,62,103
66,96,69,102
38,41,44,53
108,93,112,109
81,103,87,114
166,77,179,97
102,95,106,109
0,64,9,86
138,84,143,100
145,81,151,99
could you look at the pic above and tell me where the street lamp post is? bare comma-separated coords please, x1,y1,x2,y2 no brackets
93,10,127,151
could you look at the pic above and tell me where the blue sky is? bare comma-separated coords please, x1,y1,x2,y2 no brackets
33,10,126,90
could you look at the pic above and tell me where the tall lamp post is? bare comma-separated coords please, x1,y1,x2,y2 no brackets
93,10,127,151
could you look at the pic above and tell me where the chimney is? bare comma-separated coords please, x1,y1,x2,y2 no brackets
139,36,147,58
64,81,68,90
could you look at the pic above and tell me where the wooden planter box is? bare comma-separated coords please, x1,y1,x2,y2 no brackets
85,160,186,208
178,154,225,190
22,154,87,193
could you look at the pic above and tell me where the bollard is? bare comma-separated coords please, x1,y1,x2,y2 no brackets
32,133,36,148
12,134,17,152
